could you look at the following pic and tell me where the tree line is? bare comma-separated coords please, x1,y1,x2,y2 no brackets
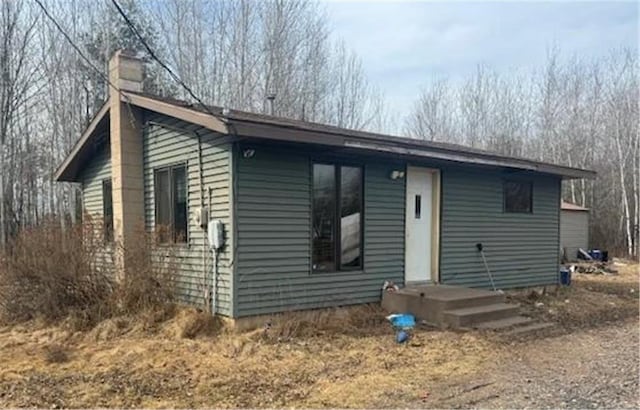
405,48,639,257
0,0,386,246
1,0,637,258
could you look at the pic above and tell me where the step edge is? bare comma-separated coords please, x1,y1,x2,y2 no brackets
473,316,533,329
503,322,555,335
443,303,520,317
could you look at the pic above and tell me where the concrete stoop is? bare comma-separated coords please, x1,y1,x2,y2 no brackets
471,315,556,336
443,302,520,328
382,284,553,334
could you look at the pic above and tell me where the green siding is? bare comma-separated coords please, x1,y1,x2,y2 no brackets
234,144,562,317
80,145,111,217
143,114,233,315
439,168,561,288
78,143,114,274
78,119,562,318
234,144,405,317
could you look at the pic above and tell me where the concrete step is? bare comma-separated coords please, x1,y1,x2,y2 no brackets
443,303,520,328
473,315,533,330
502,322,555,336
439,293,506,311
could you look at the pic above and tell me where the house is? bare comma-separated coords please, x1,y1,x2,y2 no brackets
560,201,590,261
55,51,596,321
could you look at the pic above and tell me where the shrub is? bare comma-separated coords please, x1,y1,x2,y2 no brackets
0,218,176,328
0,219,112,325
44,344,71,364
114,228,177,314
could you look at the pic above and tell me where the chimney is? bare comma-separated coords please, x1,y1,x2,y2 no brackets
108,49,143,93
108,50,144,279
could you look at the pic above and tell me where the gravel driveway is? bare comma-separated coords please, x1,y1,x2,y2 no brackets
421,319,639,409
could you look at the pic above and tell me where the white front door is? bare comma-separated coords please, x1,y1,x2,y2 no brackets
405,166,437,283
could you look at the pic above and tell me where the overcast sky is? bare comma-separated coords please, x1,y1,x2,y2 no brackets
324,0,639,121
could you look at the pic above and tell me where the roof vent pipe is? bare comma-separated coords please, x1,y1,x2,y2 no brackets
266,92,276,116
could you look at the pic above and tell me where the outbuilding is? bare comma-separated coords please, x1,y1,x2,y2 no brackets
560,201,590,261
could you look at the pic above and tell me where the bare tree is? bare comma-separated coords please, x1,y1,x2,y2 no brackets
406,47,639,257
405,78,455,142
154,0,385,129
0,0,39,247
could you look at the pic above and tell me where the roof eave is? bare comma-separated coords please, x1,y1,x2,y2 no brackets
54,103,111,182
227,119,597,180
122,92,227,134
55,93,229,182
55,92,596,183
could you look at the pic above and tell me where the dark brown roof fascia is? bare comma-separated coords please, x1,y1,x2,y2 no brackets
226,118,596,180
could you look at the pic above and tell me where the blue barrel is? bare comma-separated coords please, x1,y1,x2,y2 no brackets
560,267,571,286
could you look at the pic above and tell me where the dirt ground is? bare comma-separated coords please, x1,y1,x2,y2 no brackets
0,262,638,409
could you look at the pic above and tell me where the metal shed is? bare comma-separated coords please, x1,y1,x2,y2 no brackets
560,201,589,261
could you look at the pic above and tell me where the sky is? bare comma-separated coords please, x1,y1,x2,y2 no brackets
323,0,639,121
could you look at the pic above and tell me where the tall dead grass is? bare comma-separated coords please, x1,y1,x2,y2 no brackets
115,228,177,314
0,218,176,329
263,304,388,342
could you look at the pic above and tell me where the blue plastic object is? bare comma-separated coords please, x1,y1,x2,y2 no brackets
387,313,416,329
588,249,602,261
396,330,409,343
560,267,571,286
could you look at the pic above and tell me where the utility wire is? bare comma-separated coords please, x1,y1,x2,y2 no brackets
109,0,219,117
34,0,125,99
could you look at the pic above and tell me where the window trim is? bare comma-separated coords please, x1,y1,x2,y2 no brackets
311,161,365,273
154,162,189,244
503,179,533,214
102,178,113,243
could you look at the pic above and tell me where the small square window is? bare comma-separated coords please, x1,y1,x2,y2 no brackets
504,180,532,213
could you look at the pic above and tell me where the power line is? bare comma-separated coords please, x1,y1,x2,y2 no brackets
34,0,124,99
109,0,218,117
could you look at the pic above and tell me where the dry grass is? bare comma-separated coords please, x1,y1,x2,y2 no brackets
0,220,177,330
0,219,113,326
509,260,639,330
0,305,491,408
264,304,389,341
43,344,71,364
0,256,636,408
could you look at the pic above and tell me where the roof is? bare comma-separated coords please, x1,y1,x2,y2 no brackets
55,91,597,182
561,201,589,212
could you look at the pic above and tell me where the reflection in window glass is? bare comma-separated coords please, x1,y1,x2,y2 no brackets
312,164,336,271
155,169,171,242
173,166,187,242
102,179,113,242
340,166,362,268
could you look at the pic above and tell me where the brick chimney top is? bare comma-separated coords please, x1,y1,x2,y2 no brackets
108,49,144,95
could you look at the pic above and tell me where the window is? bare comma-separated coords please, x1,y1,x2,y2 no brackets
312,163,363,272
504,180,533,213
154,164,188,243
102,179,113,242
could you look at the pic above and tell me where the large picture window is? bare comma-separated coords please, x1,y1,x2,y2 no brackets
154,164,188,243
312,163,363,272
504,180,533,213
102,179,113,242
